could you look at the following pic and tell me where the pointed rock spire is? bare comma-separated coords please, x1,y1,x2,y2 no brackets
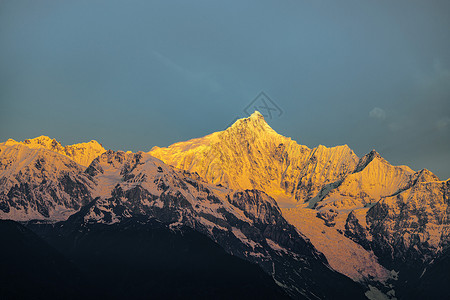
249,110,265,120
227,111,275,136
353,149,383,173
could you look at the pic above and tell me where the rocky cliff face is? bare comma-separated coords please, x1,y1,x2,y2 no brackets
350,178,450,266
342,177,450,296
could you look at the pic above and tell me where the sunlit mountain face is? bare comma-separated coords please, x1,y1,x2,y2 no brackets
150,112,450,296
1,113,449,299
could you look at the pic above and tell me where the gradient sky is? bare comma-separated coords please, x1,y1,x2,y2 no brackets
1,0,449,179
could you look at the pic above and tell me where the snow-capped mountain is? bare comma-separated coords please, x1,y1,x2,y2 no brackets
150,111,359,207
0,140,364,298
0,136,104,221
149,111,447,297
1,112,448,299
150,111,440,212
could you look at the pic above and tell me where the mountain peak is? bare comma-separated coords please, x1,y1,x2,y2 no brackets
20,136,64,153
249,110,264,120
23,135,59,146
4,138,17,145
415,168,440,182
68,139,104,150
368,149,380,156
227,111,275,135
353,149,383,173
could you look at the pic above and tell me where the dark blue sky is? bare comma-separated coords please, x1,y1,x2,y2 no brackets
1,0,449,179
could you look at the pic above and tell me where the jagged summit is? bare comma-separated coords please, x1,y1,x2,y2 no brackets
414,168,441,183
1,136,106,167
148,115,442,287
227,110,277,136
149,112,442,210
3,135,58,149
24,135,55,144
234,110,265,123
353,149,383,173
250,110,264,119
150,112,361,206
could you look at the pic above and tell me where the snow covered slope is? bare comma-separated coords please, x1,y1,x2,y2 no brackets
2,136,105,167
282,206,391,283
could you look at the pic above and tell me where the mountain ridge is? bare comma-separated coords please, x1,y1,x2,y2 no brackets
0,141,366,298
2,136,106,167
150,111,363,208
150,111,442,209
147,111,447,297
1,111,448,299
